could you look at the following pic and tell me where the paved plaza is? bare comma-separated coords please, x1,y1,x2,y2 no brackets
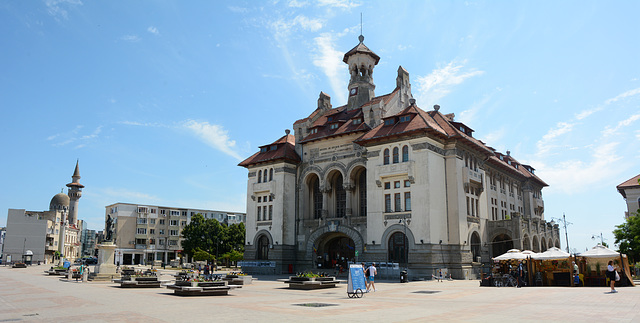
0,265,638,323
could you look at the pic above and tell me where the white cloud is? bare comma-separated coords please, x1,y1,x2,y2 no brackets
535,122,575,156
535,142,623,194
575,106,602,120
121,34,141,42
604,87,640,105
288,0,308,7
45,0,83,20
48,125,101,148
293,15,323,32
182,120,243,161
317,0,361,9
602,113,640,137
312,33,347,103
147,26,159,35
414,60,484,108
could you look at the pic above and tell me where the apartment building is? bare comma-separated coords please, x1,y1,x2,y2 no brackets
106,202,245,265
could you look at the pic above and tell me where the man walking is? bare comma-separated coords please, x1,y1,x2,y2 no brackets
367,263,377,292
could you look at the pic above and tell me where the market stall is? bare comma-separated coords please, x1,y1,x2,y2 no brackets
491,249,536,287
531,247,572,286
577,244,635,287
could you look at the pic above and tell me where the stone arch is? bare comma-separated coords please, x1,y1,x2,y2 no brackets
469,230,482,262
323,162,347,183
554,239,561,248
548,238,553,250
489,228,514,258
302,172,323,220
299,165,324,187
532,235,540,252
381,224,416,249
522,234,531,251
305,224,364,261
540,238,547,252
252,229,273,246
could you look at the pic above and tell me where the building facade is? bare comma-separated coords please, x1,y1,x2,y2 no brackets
81,229,98,257
106,202,246,265
3,162,83,264
239,35,560,278
617,174,640,218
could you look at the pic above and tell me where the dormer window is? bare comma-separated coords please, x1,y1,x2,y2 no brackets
270,145,277,151
352,118,362,125
327,116,333,121
330,123,339,130
310,128,318,134
260,147,267,153
384,118,395,126
399,115,411,122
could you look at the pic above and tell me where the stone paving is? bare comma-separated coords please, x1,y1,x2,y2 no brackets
0,265,638,322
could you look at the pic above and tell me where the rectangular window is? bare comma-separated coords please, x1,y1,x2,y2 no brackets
384,118,395,126
150,219,155,225
466,197,470,215
394,193,401,212
263,206,267,219
169,220,178,226
269,195,273,202
159,239,164,245
150,209,156,214
269,205,273,220
257,207,261,221
352,118,362,125
159,229,165,235
136,238,146,245
168,240,177,246
137,218,147,224
385,194,392,213
149,238,155,245
137,207,148,213
181,221,186,226
404,180,411,187
394,181,401,189
399,115,411,122
170,211,180,216
258,196,262,203
384,182,390,189
159,219,165,225
404,192,411,211
149,229,155,235
137,228,147,235
170,230,178,236
330,123,339,129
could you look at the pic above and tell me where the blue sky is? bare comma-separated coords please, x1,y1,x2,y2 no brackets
1,0,639,253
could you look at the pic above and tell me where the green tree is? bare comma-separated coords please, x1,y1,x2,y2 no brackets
192,248,216,262
613,209,640,263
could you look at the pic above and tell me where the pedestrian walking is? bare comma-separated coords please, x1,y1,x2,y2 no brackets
607,260,617,293
367,263,377,292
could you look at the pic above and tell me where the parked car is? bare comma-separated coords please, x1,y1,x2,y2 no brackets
82,257,98,265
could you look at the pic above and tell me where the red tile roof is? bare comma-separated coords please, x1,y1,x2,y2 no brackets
238,133,300,168
343,41,380,64
617,174,640,198
298,106,370,144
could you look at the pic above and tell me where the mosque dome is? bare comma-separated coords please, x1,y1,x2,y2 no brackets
49,192,70,211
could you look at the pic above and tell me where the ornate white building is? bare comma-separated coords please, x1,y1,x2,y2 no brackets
4,162,83,264
239,35,560,278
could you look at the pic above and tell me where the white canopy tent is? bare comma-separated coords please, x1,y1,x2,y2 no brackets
532,247,570,260
494,249,537,261
577,244,619,258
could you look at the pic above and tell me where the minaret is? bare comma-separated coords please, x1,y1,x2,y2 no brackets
343,34,380,110
66,160,84,226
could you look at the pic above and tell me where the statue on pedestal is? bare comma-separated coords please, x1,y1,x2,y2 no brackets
105,215,114,242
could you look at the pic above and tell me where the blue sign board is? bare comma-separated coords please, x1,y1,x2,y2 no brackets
348,264,367,292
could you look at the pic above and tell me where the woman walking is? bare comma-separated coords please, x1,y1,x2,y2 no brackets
607,260,617,293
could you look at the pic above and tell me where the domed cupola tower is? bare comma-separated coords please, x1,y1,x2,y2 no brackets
66,160,84,226
343,34,380,110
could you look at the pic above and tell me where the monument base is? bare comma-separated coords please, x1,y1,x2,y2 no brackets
90,242,120,282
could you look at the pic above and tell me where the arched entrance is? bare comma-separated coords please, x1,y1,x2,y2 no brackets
492,234,513,257
532,237,540,253
522,235,531,251
541,238,547,252
257,235,270,260
470,232,481,262
315,233,355,270
388,232,408,265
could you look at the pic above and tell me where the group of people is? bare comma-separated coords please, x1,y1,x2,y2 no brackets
198,263,216,280
361,262,377,292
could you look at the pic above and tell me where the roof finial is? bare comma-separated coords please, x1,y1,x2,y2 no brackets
359,12,364,43
285,129,290,135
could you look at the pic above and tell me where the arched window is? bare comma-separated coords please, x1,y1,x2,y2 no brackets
312,177,322,219
388,232,408,264
402,145,409,162
257,235,269,260
335,174,346,217
269,168,273,181
257,170,262,183
383,149,390,165
471,232,481,262
263,169,268,183
392,147,399,164
358,170,367,217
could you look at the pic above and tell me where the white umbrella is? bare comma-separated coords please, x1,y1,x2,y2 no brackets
577,244,621,258
532,247,570,260
494,249,530,261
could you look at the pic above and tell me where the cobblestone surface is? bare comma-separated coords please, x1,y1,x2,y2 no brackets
1,265,637,322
